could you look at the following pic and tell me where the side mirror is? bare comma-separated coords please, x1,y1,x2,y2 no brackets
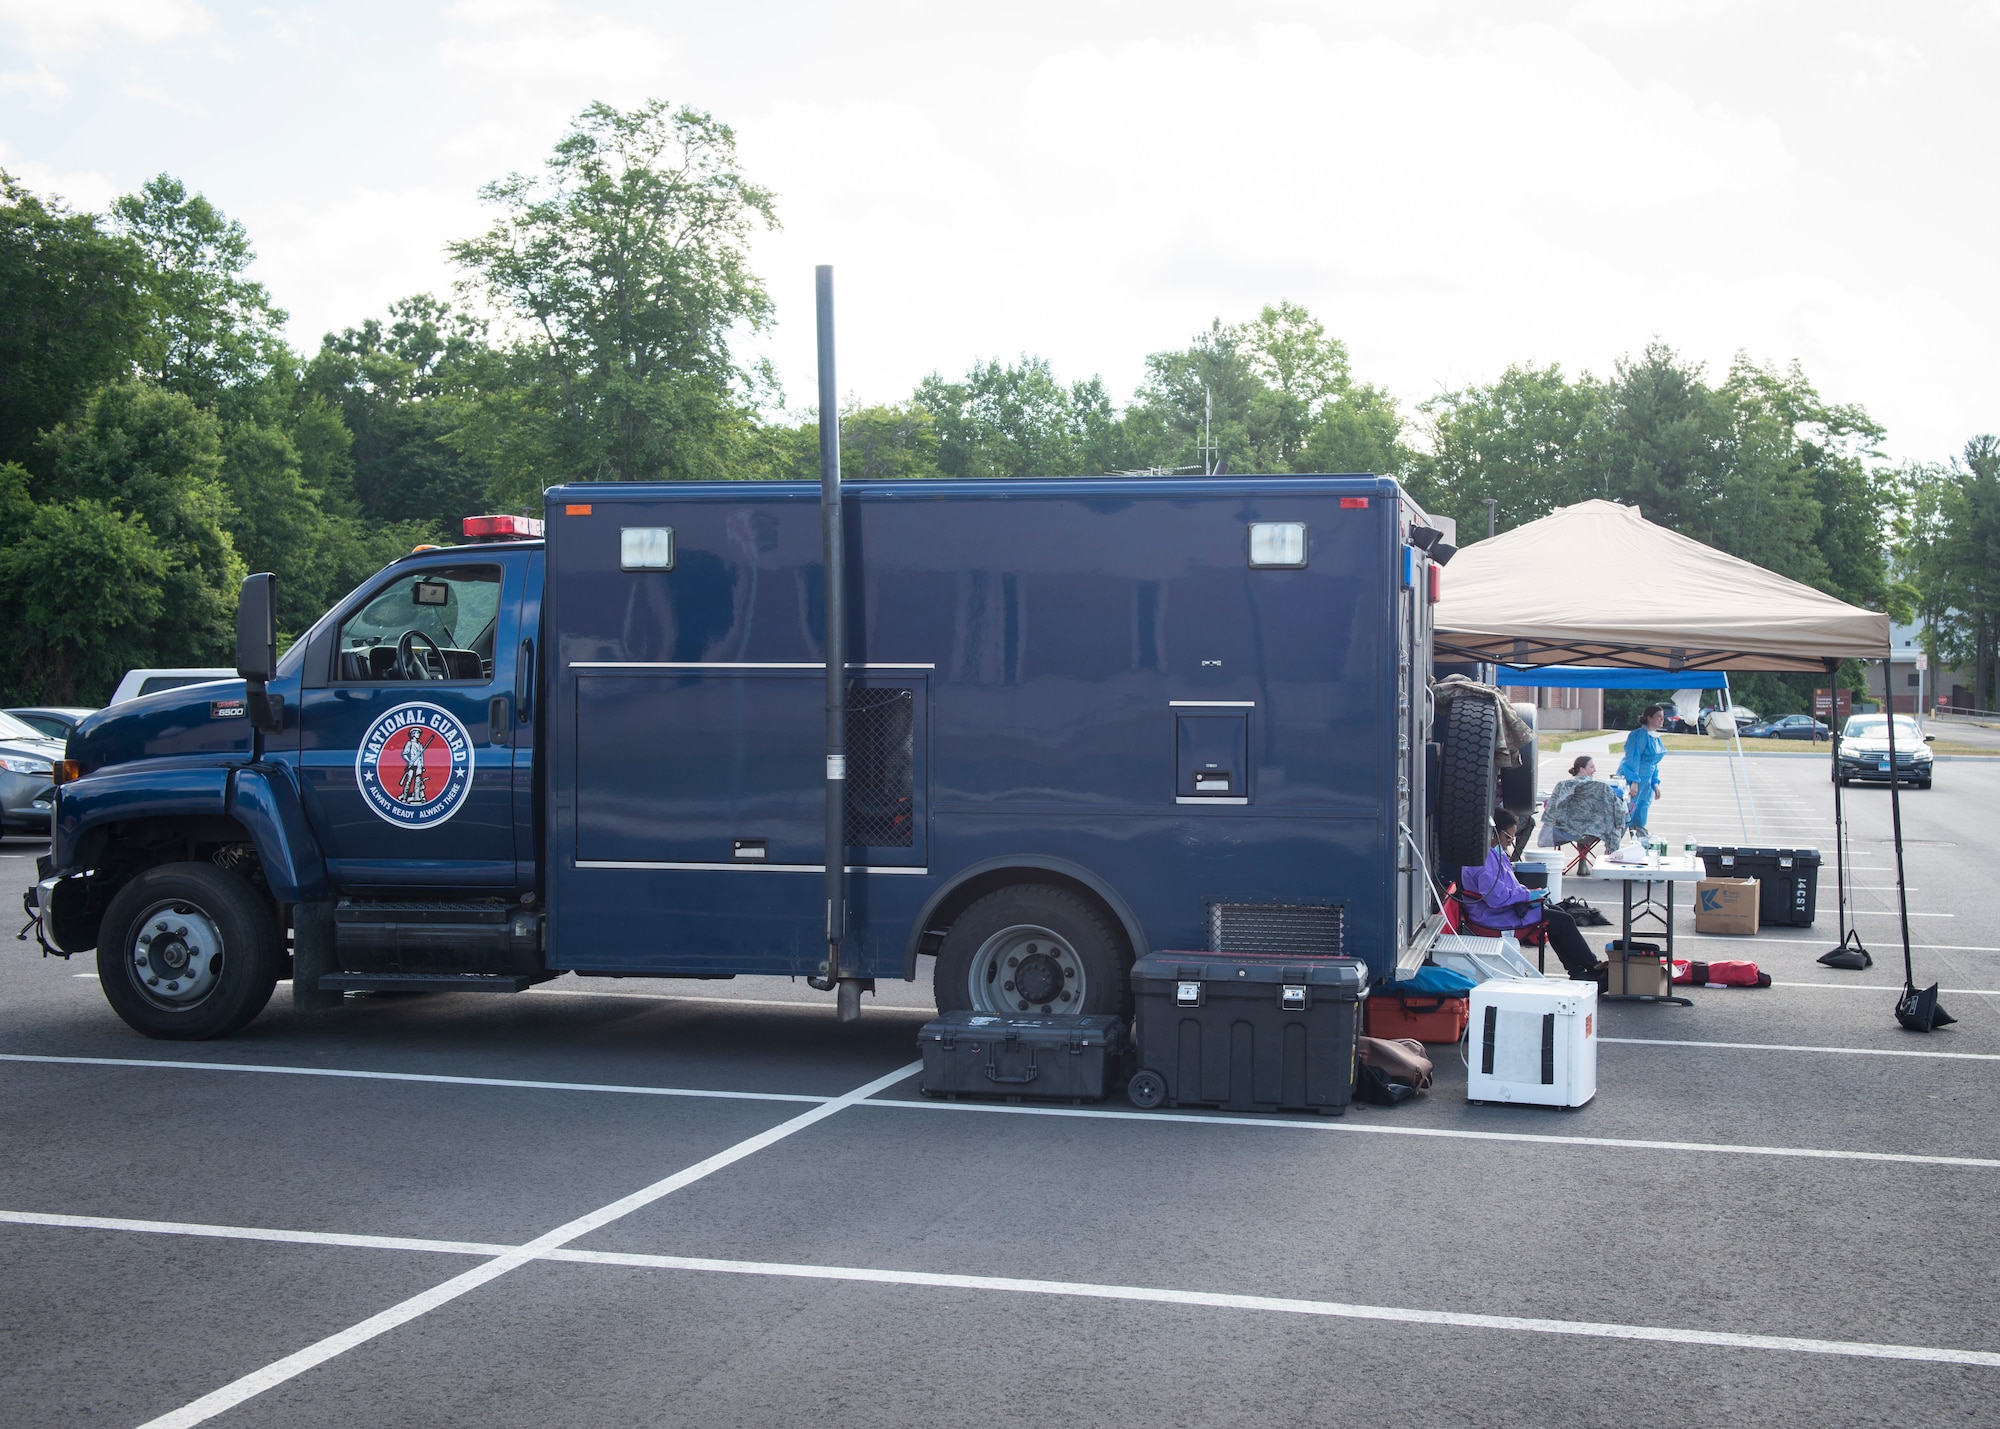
1924,733,1935,743
236,573,277,683
235,573,282,734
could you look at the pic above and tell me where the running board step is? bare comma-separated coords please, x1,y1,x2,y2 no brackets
319,972,554,994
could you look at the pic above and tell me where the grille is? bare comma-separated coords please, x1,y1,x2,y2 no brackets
845,685,914,847
1206,902,1344,957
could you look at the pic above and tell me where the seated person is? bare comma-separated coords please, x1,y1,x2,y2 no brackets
1538,759,1627,852
1461,811,1605,982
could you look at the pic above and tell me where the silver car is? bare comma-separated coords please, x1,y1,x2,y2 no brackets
0,709,63,836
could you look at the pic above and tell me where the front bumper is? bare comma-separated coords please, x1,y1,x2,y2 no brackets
1839,754,1930,782
0,773,55,834
23,869,91,956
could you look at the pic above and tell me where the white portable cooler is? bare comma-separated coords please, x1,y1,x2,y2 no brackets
1466,979,1597,1107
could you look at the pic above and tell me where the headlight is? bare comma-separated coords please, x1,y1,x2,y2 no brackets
0,755,54,776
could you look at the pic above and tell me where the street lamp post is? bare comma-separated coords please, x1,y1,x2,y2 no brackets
1481,498,1499,540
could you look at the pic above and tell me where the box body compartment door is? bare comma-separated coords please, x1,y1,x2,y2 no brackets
1176,710,1249,803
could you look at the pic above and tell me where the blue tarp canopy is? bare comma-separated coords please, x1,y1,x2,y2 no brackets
1495,665,1726,690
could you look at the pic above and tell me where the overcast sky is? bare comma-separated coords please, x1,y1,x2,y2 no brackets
4,1,1995,461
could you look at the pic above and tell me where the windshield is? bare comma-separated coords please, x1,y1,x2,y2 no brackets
1844,716,1922,740
0,710,51,741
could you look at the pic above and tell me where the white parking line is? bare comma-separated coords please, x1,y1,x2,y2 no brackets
5,1209,1995,1370
11,1050,1996,1167
1603,1037,2000,1061
857,1099,2000,1169
134,1061,921,1429
0,1053,829,1106
1774,982,2000,995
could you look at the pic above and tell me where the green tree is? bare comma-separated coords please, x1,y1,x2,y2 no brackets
0,173,150,474
916,358,1117,478
1901,438,2000,707
308,295,496,526
44,378,245,667
1411,364,1603,536
1126,305,1407,476
449,99,778,487
0,491,168,704
111,175,288,416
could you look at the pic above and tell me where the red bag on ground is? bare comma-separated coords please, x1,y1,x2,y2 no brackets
1705,960,1768,987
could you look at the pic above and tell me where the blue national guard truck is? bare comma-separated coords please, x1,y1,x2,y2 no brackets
27,475,1489,1040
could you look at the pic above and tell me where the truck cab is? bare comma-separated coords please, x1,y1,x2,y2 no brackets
32,481,1483,1041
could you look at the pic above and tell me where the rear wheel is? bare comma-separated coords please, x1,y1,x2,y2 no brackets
95,863,280,1040
933,883,1128,1017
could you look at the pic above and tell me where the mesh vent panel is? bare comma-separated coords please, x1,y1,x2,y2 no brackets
846,685,914,848
1206,902,1344,957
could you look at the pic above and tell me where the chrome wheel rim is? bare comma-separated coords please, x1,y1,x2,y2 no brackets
127,899,224,1011
966,923,1085,1015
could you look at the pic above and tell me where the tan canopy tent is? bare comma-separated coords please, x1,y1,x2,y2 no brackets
1429,498,1930,1001
1432,499,1888,671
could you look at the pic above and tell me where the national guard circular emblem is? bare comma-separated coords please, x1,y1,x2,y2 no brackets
355,703,475,828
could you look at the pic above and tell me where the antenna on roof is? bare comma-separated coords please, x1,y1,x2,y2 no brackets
1197,386,1220,476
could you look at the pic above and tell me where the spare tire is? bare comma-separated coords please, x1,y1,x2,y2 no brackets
1437,696,1499,877
1499,702,1538,814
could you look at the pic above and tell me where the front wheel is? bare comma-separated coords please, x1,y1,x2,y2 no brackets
96,863,280,1040
933,883,1129,1017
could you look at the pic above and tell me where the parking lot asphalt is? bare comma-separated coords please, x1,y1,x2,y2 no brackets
4,752,1998,1427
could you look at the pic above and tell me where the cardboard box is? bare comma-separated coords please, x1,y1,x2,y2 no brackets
1604,947,1669,997
1695,877,1761,936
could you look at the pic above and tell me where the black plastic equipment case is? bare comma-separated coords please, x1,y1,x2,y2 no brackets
917,1012,1125,1103
1128,951,1366,1114
1697,846,1822,927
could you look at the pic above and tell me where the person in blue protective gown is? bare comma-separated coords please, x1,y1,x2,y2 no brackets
1617,703,1669,838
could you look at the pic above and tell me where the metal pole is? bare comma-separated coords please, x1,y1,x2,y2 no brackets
1881,655,1915,991
816,266,849,1008
1482,499,1498,540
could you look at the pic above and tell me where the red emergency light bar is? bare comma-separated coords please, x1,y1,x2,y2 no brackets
462,514,545,542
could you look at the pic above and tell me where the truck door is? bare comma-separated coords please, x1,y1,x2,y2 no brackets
297,558,527,893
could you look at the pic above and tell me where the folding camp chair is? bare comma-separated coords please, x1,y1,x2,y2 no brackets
1442,883,1552,974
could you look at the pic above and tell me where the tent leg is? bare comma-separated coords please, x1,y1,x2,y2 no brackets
1883,655,1949,1029
1819,706,1870,970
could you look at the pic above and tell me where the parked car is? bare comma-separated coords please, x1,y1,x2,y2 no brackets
0,709,64,836
1836,714,1934,788
4,706,95,740
1698,704,1759,734
1742,713,1830,741
108,668,236,705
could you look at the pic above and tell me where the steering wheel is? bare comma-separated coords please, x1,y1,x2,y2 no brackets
397,630,446,681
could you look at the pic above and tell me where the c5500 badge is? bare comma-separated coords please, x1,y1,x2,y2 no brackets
355,703,475,828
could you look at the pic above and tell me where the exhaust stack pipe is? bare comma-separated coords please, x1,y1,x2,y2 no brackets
816,266,857,1022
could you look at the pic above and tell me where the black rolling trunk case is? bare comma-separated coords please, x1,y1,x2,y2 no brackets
1698,846,1822,927
1129,952,1366,1114
917,1012,1125,1103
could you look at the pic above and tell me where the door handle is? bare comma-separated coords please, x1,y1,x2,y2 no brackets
489,696,511,744
515,638,533,723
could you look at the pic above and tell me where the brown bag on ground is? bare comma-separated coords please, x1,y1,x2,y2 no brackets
1357,1035,1434,1090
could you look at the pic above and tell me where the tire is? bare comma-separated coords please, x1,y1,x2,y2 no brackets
1499,702,1538,814
1436,696,1499,877
1917,778,1932,789
95,862,280,1040
933,883,1129,1017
